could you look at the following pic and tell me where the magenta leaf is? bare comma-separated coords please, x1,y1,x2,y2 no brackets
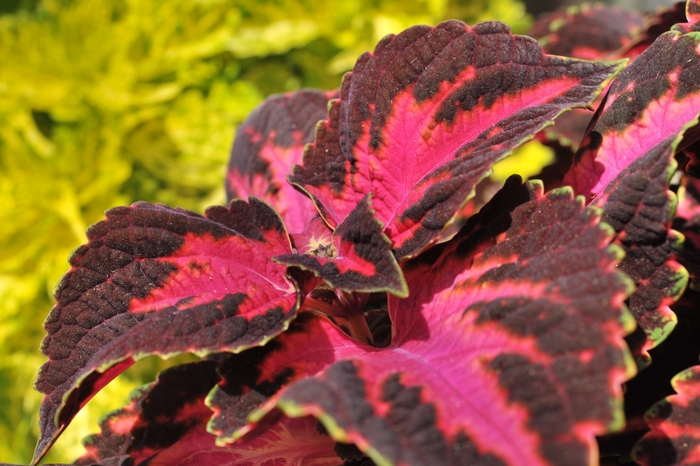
247,182,635,466
563,5,700,200
290,20,623,260
561,5,700,366
206,313,376,445
632,365,700,465
276,196,407,296
226,89,335,234
75,360,340,466
33,199,298,464
596,137,688,366
529,4,645,60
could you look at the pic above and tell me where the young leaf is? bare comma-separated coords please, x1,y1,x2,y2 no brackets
290,19,623,260
226,89,335,234
633,365,700,465
76,360,340,466
276,196,408,296
249,181,635,466
32,199,299,464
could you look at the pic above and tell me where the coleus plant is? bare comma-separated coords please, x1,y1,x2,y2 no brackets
24,1,700,464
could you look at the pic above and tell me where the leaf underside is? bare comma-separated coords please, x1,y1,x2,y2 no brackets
33,199,298,464
291,19,623,261
246,180,635,466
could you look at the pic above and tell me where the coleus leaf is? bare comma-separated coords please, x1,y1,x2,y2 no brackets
674,175,700,290
32,199,299,464
207,312,378,445
563,1,700,200
76,359,340,466
290,19,623,260
632,365,700,465
561,2,700,364
528,4,644,151
620,2,687,60
226,89,335,234
277,197,408,297
598,136,688,366
245,180,635,466
529,4,645,60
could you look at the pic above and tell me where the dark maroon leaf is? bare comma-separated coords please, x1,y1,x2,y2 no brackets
75,360,340,466
633,365,700,465
247,181,635,466
276,196,407,296
226,89,335,234
675,175,700,290
32,199,298,464
621,2,687,60
595,137,688,366
207,313,377,444
530,4,645,60
290,20,623,260
564,11,700,201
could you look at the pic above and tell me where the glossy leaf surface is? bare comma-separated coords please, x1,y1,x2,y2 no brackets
249,181,635,466
33,199,298,464
633,365,700,465
291,20,623,260
226,89,335,234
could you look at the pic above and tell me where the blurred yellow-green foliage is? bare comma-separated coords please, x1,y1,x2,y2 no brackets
0,0,531,462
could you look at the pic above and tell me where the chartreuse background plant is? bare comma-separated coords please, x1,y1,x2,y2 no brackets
9,0,700,465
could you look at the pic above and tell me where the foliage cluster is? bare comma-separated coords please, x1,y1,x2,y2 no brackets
0,0,531,462
21,0,700,464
